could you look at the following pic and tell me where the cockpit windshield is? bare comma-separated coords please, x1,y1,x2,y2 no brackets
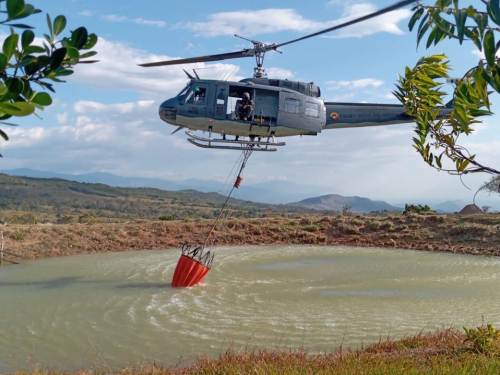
176,82,191,101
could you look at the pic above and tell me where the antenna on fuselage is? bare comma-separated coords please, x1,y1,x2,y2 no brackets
183,69,195,80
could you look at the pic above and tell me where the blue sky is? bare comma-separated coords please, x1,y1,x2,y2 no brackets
0,0,499,208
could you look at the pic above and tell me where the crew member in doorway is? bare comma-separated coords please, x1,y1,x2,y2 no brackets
236,92,254,121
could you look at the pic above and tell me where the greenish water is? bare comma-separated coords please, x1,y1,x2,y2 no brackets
0,245,499,372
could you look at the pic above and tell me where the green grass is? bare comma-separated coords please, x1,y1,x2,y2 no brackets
14,329,500,375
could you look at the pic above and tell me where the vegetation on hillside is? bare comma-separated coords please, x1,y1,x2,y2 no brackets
2,213,499,260
0,174,332,223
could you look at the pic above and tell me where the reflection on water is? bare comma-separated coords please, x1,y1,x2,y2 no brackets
0,245,499,372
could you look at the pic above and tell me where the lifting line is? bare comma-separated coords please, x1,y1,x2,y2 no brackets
203,145,254,247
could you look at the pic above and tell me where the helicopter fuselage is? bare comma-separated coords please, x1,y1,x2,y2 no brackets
159,77,451,139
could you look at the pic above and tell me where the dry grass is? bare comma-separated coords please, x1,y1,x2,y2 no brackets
12,329,500,374
0,214,499,261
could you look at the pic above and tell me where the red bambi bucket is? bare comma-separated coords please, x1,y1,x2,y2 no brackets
171,244,214,288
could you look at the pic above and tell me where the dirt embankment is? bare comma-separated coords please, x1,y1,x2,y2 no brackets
0,214,499,260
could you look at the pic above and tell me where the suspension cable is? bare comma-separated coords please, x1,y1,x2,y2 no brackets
203,146,254,247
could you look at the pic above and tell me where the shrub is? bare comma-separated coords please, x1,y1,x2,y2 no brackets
342,205,352,216
463,324,500,355
7,213,37,224
159,215,176,221
9,230,27,241
78,213,97,224
303,224,320,232
56,216,73,224
369,222,380,231
404,204,436,215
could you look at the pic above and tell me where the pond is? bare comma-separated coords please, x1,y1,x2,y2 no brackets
1,245,499,372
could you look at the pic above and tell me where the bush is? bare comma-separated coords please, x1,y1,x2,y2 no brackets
369,222,380,231
9,230,27,241
56,216,74,224
7,213,37,224
78,213,97,224
159,215,176,221
404,204,436,215
464,324,500,355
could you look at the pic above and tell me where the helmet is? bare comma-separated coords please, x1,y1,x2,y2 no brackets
243,92,250,99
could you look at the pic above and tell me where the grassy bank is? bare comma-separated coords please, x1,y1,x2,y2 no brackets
13,329,500,374
0,213,499,260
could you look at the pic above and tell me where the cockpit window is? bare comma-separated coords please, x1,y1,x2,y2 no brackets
193,87,206,103
177,84,190,99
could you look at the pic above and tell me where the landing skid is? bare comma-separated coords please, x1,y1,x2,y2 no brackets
185,131,286,152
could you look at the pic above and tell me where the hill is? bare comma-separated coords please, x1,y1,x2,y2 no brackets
0,168,328,204
0,174,324,223
291,194,402,213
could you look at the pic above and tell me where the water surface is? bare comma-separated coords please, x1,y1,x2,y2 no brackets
1,245,499,372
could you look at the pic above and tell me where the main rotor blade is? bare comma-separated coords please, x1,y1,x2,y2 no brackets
139,50,255,67
274,0,415,48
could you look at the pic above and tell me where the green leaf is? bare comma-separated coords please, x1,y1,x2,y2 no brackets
0,82,7,97
82,33,98,50
0,128,8,141
46,13,53,37
3,78,24,100
24,45,46,54
2,23,34,29
0,101,34,116
7,0,25,19
484,30,496,67
0,53,7,72
31,92,52,106
66,46,79,60
2,33,18,60
409,8,424,31
79,51,97,59
70,27,88,49
489,0,500,26
21,29,34,49
455,10,467,44
417,22,430,48
53,15,66,37
12,4,34,20
48,47,66,71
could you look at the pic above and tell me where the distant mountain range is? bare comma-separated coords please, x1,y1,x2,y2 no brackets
0,168,328,205
291,194,402,213
1,168,497,213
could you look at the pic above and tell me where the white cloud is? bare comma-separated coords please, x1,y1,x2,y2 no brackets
326,78,384,89
324,3,411,39
325,93,354,101
180,9,323,37
179,3,411,39
266,67,295,79
66,37,244,100
102,14,128,22
74,100,155,115
133,18,166,28
78,10,92,17
56,112,68,125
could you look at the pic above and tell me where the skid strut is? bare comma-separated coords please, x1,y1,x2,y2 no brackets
185,131,286,152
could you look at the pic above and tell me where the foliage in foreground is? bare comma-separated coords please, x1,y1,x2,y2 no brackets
0,0,98,156
396,0,500,176
13,329,500,375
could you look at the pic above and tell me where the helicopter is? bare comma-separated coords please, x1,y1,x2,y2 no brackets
140,0,452,152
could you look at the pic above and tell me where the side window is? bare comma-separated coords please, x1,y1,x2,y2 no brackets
284,98,301,114
193,87,207,104
305,102,320,118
